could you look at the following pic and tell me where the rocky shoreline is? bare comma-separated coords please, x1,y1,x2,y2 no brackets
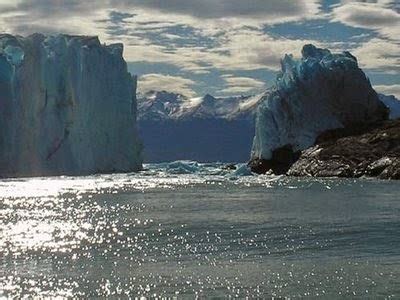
250,119,400,180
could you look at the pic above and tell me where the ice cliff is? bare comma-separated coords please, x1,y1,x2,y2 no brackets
0,34,142,177
250,44,388,173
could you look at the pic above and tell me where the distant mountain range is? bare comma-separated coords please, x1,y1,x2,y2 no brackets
138,91,263,121
137,91,264,163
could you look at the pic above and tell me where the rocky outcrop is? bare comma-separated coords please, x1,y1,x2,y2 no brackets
287,120,400,179
0,34,142,177
248,145,300,175
250,44,388,174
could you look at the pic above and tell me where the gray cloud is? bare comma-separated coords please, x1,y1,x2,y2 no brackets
1,0,95,16
220,74,265,95
374,84,400,98
334,1,400,29
2,0,319,19
138,74,196,97
335,2,399,26
125,0,316,19
0,0,321,39
333,1,400,41
0,0,396,97
341,0,399,11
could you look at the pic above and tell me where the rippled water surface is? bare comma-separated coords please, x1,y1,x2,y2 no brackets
1,162,400,298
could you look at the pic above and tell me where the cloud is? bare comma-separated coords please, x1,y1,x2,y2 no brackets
220,74,266,95
121,27,319,75
0,0,322,37
0,0,24,9
0,2,110,37
123,27,320,75
335,4,398,27
138,74,196,97
332,2,400,40
2,0,321,23
352,38,400,72
210,29,319,71
374,84,400,98
0,0,324,75
0,0,397,97
126,0,321,22
333,2,400,73
340,0,398,7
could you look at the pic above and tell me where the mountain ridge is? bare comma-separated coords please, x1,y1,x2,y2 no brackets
137,90,265,121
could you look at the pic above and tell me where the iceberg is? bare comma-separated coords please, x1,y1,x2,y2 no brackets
166,161,200,174
0,34,142,177
231,164,253,177
250,44,388,174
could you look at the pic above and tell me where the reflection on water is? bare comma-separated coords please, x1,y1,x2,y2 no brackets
1,162,400,297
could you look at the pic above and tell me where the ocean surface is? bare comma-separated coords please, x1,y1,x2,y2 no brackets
1,162,399,298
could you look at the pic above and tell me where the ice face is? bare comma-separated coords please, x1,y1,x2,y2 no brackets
0,34,142,177
251,44,388,160
3,45,25,65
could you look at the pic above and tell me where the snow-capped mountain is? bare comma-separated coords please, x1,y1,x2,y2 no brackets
138,91,264,121
137,91,264,163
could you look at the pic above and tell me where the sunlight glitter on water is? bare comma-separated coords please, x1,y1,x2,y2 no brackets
0,162,284,199
0,174,196,199
1,162,400,298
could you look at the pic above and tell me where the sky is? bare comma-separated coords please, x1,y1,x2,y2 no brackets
0,0,399,98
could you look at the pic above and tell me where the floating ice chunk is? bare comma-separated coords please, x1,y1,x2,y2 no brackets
232,164,253,177
166,161,199,174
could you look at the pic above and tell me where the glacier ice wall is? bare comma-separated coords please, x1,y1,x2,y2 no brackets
251,44,388,161
0,34,142,177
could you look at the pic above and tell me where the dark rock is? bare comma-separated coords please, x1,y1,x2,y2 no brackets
249,145,300,175
379,159,400,180
287,120,400,179
248,158,270,175
367,157,393,177
222,164,237,170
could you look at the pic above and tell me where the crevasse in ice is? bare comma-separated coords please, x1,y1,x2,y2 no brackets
251,44,388,160
0,34,142,177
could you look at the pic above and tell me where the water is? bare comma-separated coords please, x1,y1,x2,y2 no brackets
1,162,400,298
